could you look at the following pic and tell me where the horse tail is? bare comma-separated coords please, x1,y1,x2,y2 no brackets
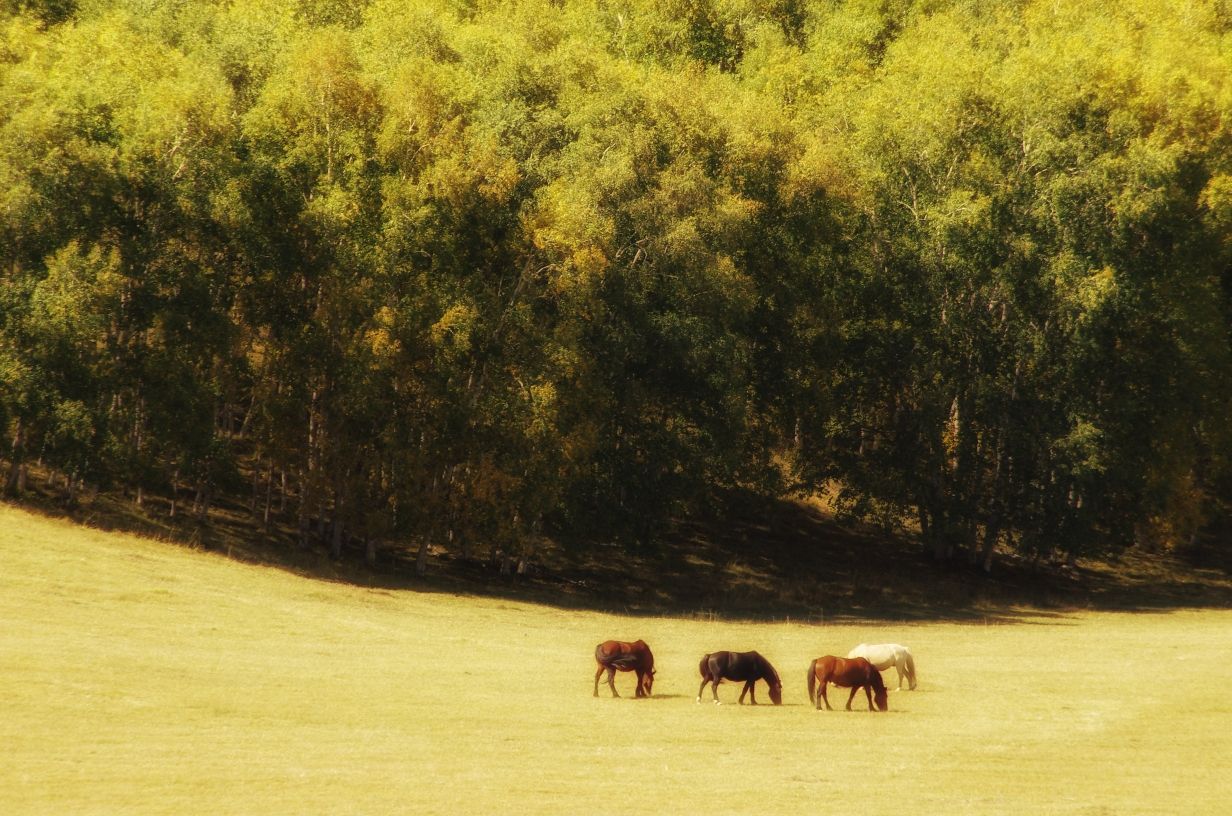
699,653,711,680
807,659,817,705
904,649,917,689
594,643,607,665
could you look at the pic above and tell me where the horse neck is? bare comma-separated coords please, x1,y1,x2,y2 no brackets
758,654,779,684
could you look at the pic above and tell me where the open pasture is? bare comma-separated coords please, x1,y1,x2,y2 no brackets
2,503,1229,814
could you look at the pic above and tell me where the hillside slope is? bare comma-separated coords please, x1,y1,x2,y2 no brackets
536,493,1232,618
2,502,1230,815
10,484,1231,620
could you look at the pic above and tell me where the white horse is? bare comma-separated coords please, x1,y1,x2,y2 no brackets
846,643,917,690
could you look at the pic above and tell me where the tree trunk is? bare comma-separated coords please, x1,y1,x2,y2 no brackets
250,464,261,515
415,535,430,575
978,518,1000,573
263,465,274,529
194,485,212,522
330,468,346,559
297,467,311,547
330,515,345,559
974,431,1010,573
5,418,26,495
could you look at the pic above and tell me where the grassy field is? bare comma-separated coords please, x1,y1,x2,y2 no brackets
3,502,1230,815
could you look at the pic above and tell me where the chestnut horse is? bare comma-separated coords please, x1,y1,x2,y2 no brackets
594,640,656,698
807,655,888,711
696,650,783,705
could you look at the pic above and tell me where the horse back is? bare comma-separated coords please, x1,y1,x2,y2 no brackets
813,654,874,686
723,650,761,681
844,656,884,688
596,640,651,671
848,643,905,671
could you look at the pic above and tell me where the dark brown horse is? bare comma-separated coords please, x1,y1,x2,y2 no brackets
696,650,783,705
594,640,656,698
807,655,888,711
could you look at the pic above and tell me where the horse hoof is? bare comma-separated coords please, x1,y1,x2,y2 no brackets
714,700,722,706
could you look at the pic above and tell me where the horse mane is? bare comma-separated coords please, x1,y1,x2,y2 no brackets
757,652,780,685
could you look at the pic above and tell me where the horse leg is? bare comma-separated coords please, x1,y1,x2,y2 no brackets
894,661,906,691
864,684,875,711
845,685,859,711
594,664,604,697
748,681,758,705
606,667,619,698
818,681,832,710
634,670,645,698
697,676,711,704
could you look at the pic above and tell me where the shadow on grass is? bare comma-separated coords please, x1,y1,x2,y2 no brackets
7,480,1232,625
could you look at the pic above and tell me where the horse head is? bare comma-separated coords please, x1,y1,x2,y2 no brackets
870,670,888,711
641,668,655,696
768,681,783,705
874,687,888,711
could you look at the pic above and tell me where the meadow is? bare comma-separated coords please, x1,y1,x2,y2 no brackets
3,502,1229,815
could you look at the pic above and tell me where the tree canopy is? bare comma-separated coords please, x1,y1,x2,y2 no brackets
3,0,1231,573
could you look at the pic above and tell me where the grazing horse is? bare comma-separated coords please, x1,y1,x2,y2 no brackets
696,650,783,705
594,640,656,698
807,655,888,711
847,642,917,690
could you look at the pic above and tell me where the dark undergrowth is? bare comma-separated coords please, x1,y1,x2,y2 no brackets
6,471,1231,622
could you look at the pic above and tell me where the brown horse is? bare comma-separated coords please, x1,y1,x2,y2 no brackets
594,640,656,698
696,650,783,705
807,655,888,711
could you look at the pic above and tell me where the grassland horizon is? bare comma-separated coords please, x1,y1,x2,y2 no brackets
3,503,1229,815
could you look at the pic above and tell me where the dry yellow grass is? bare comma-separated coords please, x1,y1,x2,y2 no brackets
2,502,1229,814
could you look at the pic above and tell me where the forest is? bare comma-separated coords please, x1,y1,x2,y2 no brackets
2,0,1231,576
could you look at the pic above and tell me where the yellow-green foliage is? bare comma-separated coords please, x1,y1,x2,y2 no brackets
2,503,1229,814
6,0,1232,562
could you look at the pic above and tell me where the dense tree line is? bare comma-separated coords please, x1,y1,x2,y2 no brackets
3,0,1231,573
